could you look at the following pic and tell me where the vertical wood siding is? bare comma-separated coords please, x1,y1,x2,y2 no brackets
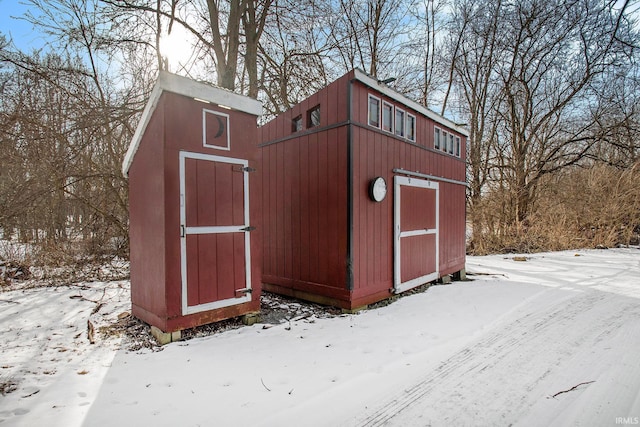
261,128,349,291
260,74,351,296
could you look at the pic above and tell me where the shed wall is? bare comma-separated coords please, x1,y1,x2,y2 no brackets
350,79,466,299
260,72,466,308
129,88,262,332
260,74,351,302
159,92,262,322
261,127,349,297
129,98,168,327
438,182,466,275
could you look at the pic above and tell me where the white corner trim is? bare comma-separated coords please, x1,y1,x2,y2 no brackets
121,82,164,177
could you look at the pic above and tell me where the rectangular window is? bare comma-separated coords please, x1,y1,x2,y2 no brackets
203,109,230,150
382,101,393,133
395,107,405,138
455,136,461,157
441,130,448,151
368,95,380,128
449,134,454,154
307,105,320,128
434,127,441,149
292,115,303,133
406,113,416,142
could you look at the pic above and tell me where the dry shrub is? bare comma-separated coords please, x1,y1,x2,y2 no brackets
469,163,640,254
539,163,640,248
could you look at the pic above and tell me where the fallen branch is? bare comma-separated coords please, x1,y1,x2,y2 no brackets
550,381,595,398
22,389,40,398
466,271,507,277
260,378,271,392
87,320,95,344
80,287,108,304
91,302,104,315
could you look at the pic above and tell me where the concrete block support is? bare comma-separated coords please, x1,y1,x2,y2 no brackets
452,268,467,281
241,312,261,326
151,326,182,345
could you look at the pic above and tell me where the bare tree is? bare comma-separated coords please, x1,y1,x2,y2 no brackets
496,0,635,225
413,0,447,108
445,0,503,250
323,0,416,79
0,0,146,259
256,0,332,115
589,65,640,169
445,0,639,251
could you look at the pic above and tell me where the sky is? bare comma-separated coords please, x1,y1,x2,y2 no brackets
0,0,48,51
1,0,194,73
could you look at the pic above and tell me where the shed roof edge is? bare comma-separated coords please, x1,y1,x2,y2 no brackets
122,71,262,177
353,69,469,137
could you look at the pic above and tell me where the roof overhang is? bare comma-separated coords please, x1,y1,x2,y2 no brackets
122,71,262,177
353,69,469,137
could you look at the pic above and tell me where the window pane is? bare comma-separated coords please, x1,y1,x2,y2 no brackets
407,114,415,141
434,128,440,149
307,105,320,128
368,96,380,127
456,137,461,156
441,131,447,151
292,115,302,132
382,103,393,132
449,134,454,154
395,109,405,137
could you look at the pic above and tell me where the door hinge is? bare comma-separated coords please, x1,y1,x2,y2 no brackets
232,165,256,173
235,288,253,295
180,224,185,237
240,226,256,232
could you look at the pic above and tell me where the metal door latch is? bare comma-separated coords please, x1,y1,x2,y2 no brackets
235,288,253,294
232,165,256,173
240,226,256,232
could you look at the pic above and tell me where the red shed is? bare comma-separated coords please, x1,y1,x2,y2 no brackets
123,72,262,334
260,69,468,310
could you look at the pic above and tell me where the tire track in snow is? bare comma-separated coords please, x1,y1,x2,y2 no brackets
355,289,638,426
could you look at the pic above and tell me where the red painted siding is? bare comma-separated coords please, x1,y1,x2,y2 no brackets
401,234,437,283
438,182,466,275
261,126,349,295
351,120,466,296
129,97,167,321
260,71,466,309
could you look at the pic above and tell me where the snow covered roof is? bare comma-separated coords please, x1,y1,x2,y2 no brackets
122,71,262,177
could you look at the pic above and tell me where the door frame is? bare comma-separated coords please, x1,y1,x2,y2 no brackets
179,151,253,315
393,175,439,293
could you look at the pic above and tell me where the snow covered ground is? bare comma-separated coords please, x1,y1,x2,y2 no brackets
1,248,639,426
